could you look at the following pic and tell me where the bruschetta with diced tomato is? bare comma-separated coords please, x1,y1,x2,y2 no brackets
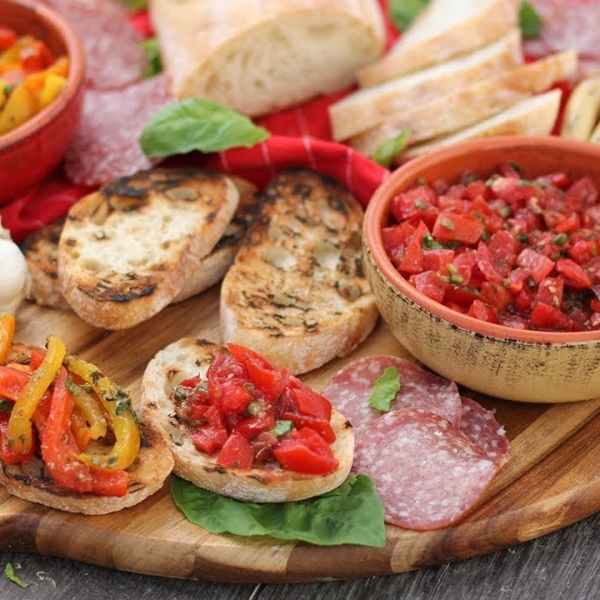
138,338,354,502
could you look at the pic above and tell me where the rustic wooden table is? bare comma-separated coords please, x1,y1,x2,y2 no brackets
1,511,599,600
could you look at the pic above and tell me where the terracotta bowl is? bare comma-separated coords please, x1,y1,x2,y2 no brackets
0,0,85,204
363,135,600,403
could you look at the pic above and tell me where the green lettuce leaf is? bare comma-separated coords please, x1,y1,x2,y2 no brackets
171,474,386,547
140,98,270,158
368,366,401,411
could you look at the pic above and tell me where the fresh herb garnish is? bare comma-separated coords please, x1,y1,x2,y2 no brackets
519,1,543,39
171,474,386,547
140,98,270,158
4,563,27,588
140,38,162,78
368,366,401,412
373,129,410,168
388,0,430,31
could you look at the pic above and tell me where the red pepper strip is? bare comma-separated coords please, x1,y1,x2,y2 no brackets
0,365,31,400
39,366,93,493
0,411,34,463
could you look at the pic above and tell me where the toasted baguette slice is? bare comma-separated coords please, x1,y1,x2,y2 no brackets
0,342,174,515
138,338,354,503
396,89,563,165
358,0,520,87
57,168,239,330
350,50,577,157
150,0,385,117
330,28,523,141
220,167,379,375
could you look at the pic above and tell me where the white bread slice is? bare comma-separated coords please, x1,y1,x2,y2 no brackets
330,28,523,141
138,338,355,503
349,51,577,157
395,89,563,165
0,342,174,515
358,0,520,87
150,0,386,117
220,167,379,375
57,168,239,330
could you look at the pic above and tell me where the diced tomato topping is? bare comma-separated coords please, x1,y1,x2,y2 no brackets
216,431,254,469
383,165,600,332
273,428,339,475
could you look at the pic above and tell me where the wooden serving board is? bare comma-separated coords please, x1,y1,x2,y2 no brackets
2,287,600,583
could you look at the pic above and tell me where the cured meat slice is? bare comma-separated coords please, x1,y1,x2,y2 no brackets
40,0,148,89
321,355,463,437
64,74,174,187
354,408,498,530
459,396,511,467
524,0,600,77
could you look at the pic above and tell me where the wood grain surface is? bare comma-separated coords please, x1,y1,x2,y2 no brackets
1,287,600,584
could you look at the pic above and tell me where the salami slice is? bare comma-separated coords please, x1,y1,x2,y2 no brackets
64,74,174,186
459,396,511,467
40,0,148,90
321,355,463,438
354,408,498,530
524,0,600,77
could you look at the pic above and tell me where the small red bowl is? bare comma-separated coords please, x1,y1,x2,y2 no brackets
0,0,85,204
363,135,600,403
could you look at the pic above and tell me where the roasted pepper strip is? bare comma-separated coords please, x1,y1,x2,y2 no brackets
7,334,66,454
0,314,15,364
64,355,140,470
70,382,108,440
39,366,93,492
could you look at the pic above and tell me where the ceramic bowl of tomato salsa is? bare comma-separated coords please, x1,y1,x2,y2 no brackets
364,135,600,403
0,0,85,203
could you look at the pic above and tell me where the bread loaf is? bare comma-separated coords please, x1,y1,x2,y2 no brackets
357,0,520,87
150,0,386,117
349,50,577,157
329,28,523,141
220,167,379,375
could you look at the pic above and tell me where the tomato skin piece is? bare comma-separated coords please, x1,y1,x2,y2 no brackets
273,428,339,475
530,302,572,330
399,220,429,274
411,270,447,303
216,431,254,469
90,467,130,497
556,259,592,289
516,249,555,284
431,213,485,244
290,387,332,421
467,299,499,324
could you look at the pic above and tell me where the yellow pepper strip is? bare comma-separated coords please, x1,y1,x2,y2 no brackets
0,314,16,365
70,382,108,440
64,355,140,471
7,334,66,454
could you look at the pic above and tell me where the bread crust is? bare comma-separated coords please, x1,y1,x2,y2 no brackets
358,0,520,87
219,167,379,375
0,342,174,515
150,0,385,116
57,168,239,329
138,337,355,503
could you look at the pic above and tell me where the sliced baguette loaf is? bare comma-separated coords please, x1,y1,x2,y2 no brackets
395,89,563,165
220,167,379,375
349,50,577,157
330,28,523,141
138,337,354,503
357,0,520,87
57,168,239,330
150,0,386,117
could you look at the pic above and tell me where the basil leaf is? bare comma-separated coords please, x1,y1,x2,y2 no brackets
140,38,162,79
171,474,386,547
140,98,270,158
519,1,542,39
373,129,410,168
118,0,147,9
4,563,28,588
368,366,401,412
388,0,430,31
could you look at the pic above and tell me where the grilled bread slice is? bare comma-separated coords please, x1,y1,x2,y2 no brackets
26,175,258,310
138,337,354,503
0,342,174,515
220,167,379,375
57,168,239,330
